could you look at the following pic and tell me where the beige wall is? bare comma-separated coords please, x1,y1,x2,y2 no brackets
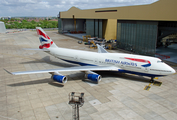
60,0,177,21
103,19,117,40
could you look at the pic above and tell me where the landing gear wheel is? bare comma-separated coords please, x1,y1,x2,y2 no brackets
150,77,155,83
149,80,154,83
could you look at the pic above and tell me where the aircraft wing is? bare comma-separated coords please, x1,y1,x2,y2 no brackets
23,48,49,51
4,66,119,75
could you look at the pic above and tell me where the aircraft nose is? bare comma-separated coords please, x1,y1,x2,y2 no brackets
166,64,176,75
171,68,176,74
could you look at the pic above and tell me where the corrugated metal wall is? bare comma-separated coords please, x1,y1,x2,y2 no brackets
58,18,62,33
86,19,94,36
86,19,102,38
117,20,158,56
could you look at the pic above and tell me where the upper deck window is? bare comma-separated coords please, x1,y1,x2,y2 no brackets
157,61,163,63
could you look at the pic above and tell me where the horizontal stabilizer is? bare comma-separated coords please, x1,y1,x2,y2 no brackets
97,44,108,53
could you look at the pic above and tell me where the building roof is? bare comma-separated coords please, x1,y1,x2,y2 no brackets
60,0,177,21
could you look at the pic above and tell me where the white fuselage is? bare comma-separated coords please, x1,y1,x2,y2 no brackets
47,47,175,77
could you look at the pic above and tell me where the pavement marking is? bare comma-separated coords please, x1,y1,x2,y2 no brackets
0,115,18,120
144,83,151,91
144,80,162,90
153,81,162,86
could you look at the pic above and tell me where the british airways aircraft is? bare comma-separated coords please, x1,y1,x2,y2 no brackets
4,27,176,84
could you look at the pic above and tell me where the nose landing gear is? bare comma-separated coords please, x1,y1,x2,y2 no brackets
149,77,155,83
144,77,162,90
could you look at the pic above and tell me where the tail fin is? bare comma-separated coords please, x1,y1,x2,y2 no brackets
36,27,58,49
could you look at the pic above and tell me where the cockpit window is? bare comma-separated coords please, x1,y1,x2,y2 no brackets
157,61,163,63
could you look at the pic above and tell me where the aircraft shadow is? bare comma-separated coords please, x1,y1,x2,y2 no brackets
8,71,150,88
95,71,150,83
8,78,51,87
8,73,85,88
8,78,65,88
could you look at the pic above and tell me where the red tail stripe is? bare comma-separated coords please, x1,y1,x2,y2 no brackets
39,41,53,49
36,29,50,39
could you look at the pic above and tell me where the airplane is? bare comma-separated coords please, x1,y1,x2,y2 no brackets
4,27,176,84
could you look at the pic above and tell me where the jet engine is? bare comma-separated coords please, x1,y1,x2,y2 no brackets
85,72,101,83
51,72,67,84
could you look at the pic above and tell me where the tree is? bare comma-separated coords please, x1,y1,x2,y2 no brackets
31,20,36,24
47,23,53,28
22,19,27,23
10,18,15,21
4,18,58,29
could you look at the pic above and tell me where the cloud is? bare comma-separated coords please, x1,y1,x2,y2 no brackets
0,0,158,17
1,0,36,6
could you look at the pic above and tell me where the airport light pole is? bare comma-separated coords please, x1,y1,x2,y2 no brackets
69,92,84,120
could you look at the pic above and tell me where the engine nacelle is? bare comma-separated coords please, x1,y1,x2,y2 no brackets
85,73,101,82
51,75,67,84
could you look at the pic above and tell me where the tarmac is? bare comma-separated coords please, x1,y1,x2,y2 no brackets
0,30,177,120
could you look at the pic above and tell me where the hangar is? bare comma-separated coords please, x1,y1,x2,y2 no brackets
58,0,177,56
0,21,6,33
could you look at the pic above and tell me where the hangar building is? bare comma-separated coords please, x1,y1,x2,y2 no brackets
58,0,177,56
0,21,6,33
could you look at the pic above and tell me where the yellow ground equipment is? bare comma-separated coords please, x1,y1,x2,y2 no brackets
106,44,112,50
105,40,116,50
82,35,91,42
144,80,162,91
89,40,97,49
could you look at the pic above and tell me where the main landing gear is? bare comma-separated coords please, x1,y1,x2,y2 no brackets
149,77,155,83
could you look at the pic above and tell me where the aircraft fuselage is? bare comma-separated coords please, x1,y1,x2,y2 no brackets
48,47,175,78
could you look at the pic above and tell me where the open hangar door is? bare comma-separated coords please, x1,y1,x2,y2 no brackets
61,19,85,33
156,21,177,63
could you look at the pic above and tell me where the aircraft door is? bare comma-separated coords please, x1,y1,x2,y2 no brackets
95,58,98,64
144,67,149,72
75,56,79,61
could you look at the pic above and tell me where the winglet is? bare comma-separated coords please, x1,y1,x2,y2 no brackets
97,44,108,53
3,68,13,75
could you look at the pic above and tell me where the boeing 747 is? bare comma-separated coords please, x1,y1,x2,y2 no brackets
4,27,176,84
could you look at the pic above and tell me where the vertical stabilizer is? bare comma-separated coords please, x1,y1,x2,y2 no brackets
36,27,58,49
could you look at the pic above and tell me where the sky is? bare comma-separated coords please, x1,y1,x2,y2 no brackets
0,0,158,17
